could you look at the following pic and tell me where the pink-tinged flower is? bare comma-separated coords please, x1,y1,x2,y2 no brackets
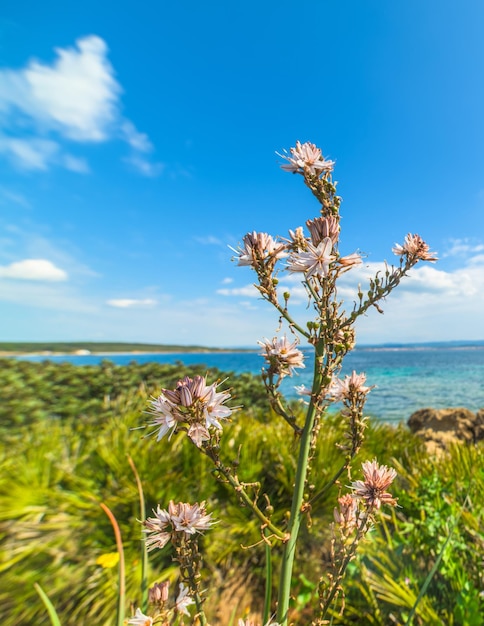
338,252,363,268
351,460,398,510
146,396,179,441
127,608,153,626
148,580,170,604
392,233,438,262
147,375,234,443
287,237,335,278
203,384,233,430
169,501,215,535
330,371,372,401
294,384,312,396
278,141,335,176
258,336,305,378
306,216,340,246
143,504,173,551
286,226,308,251
166,374,210,406
175,582,195,616
143,501,215,550
334,494,358,532
187,422,210,447
234,231,287,268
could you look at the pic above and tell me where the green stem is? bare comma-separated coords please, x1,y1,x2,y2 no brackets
276,342,325,625
262,529,273,625
192,590,208,626
320,510,371,621
204,449,287,541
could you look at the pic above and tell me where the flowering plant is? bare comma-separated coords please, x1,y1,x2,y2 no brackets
133,141,437,625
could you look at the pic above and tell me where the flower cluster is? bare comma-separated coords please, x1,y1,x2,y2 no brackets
306,216,340,246
235,231,287,269
351,459,398,510
258,336,305,379
143,500,215,551
393,233,438,262
278,140,335,176
330,371,373,402
287,237,334,278
146,374,234,447
127,582,195,625
127,608,153,626
333,493,358,533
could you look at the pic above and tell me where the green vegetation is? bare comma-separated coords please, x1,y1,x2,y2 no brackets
0,342,247,354
0,359,483,625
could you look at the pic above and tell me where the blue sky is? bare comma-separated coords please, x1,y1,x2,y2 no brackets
1,1,483,347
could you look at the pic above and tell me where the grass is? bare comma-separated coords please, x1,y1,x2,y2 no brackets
0,359,483,625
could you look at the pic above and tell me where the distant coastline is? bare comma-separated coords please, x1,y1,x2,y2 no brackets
0,341,257,357
0,339,483,358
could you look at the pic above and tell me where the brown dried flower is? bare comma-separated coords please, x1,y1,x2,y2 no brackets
351,460,398,510
392,233,438,262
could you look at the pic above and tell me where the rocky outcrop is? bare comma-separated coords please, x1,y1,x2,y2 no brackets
408,407,484,455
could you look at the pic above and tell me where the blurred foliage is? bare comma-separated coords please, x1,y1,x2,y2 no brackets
0,359,483,625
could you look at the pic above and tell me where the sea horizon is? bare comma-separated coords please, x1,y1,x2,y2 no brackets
7,341,484,423
2,338,484,356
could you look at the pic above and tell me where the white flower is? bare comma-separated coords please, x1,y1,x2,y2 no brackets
295,384,312,396
143,504,173,551
259,336,305,378
127,608,153,625
233,231,287,267
392,233,437,261
187,422,211,447
202,384,233,430
146,395,178,440
278,141,335,176
330,371,372,401
175,582,195,616
287,237,334,278
169,501,215,535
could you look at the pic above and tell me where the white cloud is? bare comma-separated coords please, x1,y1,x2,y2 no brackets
0,136,90,172
0,259,67,281
0,137,59,170
0,186,30,208
0,36,118,141
121,120,152,152
217,284,259,297
124,154,164,177
106,298,157,308
62,154,90,173
442,238,484,258
194,235,225,246
0,35,160,174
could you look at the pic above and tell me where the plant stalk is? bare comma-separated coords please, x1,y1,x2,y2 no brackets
276,341,325,625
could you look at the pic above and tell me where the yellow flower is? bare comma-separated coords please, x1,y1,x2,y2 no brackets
96,552,119,568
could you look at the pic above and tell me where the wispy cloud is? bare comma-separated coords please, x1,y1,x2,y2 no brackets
217,284,259,297
0,258,67,281
0,35,162,175
106,298,157,308
442,238,484,258
0,186,31,208
194,235,226,246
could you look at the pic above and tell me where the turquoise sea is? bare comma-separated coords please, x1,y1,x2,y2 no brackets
15,343,484,423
